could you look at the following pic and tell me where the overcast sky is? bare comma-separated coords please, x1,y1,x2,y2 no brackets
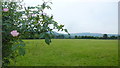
23,0,119,34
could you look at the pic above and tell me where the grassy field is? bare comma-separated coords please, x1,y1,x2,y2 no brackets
9,39,118,66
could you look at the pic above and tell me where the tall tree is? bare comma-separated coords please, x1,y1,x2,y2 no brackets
103,34,108,39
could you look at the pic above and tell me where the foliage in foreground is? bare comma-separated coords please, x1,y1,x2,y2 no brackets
2,0,69,66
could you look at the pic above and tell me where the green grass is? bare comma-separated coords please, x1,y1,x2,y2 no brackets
9,39,118,66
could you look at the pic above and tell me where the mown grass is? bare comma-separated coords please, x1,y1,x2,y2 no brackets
9,39,118,66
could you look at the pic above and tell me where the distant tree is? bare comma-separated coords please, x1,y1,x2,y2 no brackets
119,36,120,39
61,35,65,39
69,36,71,39
55,35,65,39
103,34,108,39
95,36,99,39
75,35,77,39
78,36,81,39
109,36,117,39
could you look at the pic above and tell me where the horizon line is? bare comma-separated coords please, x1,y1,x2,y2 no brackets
57,32,118,34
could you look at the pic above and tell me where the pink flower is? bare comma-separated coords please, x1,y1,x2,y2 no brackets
32,14,36,17
10,30,19,37
3,8,9,12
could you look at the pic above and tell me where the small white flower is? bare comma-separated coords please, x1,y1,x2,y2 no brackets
42,13,47,15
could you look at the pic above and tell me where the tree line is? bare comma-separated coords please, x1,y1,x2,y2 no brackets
21,32,119,39
74,34,118,39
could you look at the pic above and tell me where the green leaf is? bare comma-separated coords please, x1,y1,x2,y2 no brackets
11,44,19,50
64,29,68,33
64,29,70,35
45,37,50,45
59,25,64,29
46,5,51,9
19,44,25,47
39,33,45,38
44,33,51,45
41,2,46,9
18,48,25,56
28,6,35,9
11,44,25,50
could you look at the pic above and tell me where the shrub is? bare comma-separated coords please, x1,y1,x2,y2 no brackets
2,0,69,66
